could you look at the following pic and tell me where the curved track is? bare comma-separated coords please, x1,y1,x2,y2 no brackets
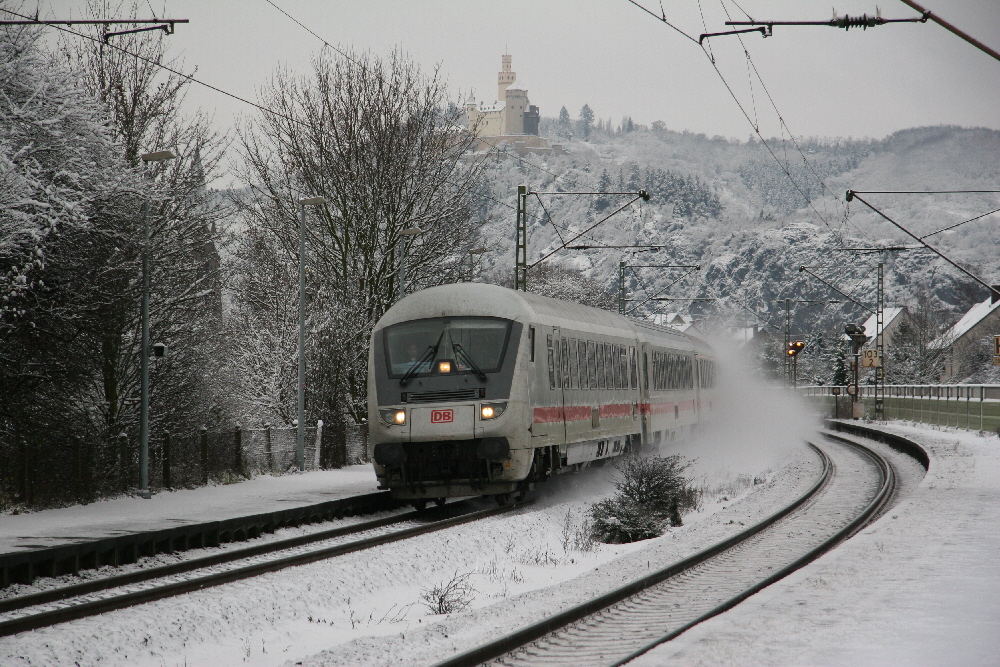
0,500,520,637
439,435,897,666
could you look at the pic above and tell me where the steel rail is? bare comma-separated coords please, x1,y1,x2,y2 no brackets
0,502,468,615
0,501,522,637
436,443,834,667
612,434,895,665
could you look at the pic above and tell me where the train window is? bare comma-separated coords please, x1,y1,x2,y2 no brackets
577,340,587,389
596,343,605,389
604,343,618,389
529,327,535,362
630,347,638,389
561,338,570,389
383,316,512,377
587,340,597,389
642,350,648,391
618,346,627,389
601,343,612,389
547,334,556,390
568,338,579,389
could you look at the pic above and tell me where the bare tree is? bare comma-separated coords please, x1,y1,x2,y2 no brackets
231,49,487,440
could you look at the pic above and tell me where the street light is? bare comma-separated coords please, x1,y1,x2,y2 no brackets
397,227,423,297
138,149,176,499
297,195,326,472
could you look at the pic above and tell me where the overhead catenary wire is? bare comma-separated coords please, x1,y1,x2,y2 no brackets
626,0,881,279
846,190,1000,299
849,189,1000,194
896,0,1000,63
922,206,1000,239
8,6,593,257
262,0,567,186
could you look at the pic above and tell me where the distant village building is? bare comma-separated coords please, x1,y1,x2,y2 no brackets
840,307,910,354
930,290,1000,381
463,54,552,154
651,312,694,332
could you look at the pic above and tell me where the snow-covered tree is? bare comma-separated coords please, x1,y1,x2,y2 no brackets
594,169,613,212
557,106,572,139
59,3,231,455
578,104,594,140
0,24,139,504
232,49,486,441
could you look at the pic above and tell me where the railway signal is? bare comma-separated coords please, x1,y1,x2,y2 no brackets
785,340,805,357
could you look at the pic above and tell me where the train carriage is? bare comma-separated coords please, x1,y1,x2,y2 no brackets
368,283,715,506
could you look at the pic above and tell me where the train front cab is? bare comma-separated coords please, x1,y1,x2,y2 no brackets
368,314,534,502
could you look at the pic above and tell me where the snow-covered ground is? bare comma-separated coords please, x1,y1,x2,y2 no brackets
3,420,997,666
635,421,1000,666
3,438,811,665
0,466,379,555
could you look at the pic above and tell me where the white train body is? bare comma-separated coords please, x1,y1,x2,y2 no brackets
368,283,716,501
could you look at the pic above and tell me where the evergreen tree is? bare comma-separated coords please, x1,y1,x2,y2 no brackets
627,163,642,191
594,169,612,212
578,104,594,140
557,106,572,139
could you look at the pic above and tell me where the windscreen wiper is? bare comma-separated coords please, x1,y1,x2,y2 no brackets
399,331,446,386
400,345,436,387
452,343,488,381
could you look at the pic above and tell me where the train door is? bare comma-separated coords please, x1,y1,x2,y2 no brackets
552,327,568,444
542,328,567,445
639,343,652,447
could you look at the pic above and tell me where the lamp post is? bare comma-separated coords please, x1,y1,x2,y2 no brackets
297,196,326,472
138,149,176,499
396,227,423,297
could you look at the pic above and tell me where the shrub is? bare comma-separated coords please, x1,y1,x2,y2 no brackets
420,571,476,615
590,454,696,544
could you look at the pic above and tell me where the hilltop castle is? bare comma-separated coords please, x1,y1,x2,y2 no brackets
463,54,552,154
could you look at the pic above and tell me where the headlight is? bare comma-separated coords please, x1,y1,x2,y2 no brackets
438,360,452,374
378,408,406,425
480,402,507,420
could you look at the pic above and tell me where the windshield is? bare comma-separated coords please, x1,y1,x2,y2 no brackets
384,317,512,378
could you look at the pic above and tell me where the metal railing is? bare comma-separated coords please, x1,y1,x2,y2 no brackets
799,384,1000,432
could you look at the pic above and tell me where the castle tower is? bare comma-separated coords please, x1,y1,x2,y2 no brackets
497,54,515,101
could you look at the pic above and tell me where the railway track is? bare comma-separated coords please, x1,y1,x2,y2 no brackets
439,433,898,666
0,499,522,637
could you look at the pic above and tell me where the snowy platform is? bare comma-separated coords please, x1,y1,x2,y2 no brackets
0,466,384,586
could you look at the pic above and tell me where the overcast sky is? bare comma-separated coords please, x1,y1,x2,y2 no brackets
37,1,1000,142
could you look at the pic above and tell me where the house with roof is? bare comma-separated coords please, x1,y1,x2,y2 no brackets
840,306,910,353
651,312,694,332
930,290,1000,381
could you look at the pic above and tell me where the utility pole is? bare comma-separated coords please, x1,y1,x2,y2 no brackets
618,261,626,314
515,185,528,291
875,262,885,420
515,187,650,291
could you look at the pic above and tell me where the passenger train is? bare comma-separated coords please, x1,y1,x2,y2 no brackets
368,283,716,507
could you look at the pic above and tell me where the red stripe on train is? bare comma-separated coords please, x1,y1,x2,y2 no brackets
532,400,695,424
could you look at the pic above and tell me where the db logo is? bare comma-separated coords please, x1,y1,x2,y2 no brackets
431,409,454,424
